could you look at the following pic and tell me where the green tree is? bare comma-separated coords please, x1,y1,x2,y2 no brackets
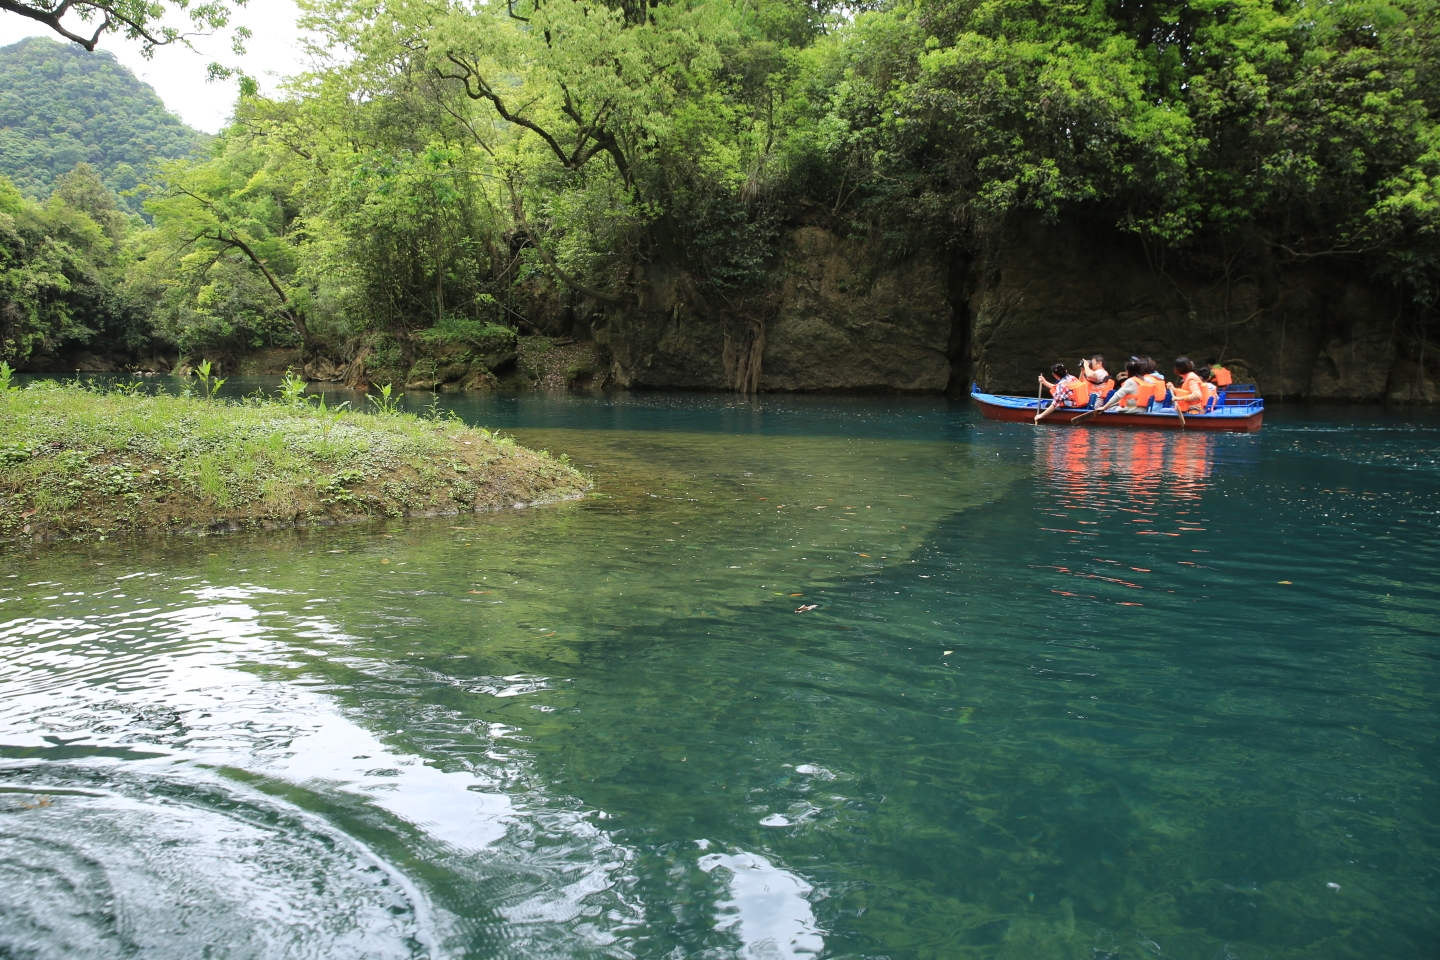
133,142,310,357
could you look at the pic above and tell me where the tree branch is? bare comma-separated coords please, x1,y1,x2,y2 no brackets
200,228,313,343
436,56,580,170
437,56,630,181
0,0,105,50
0,0,174,50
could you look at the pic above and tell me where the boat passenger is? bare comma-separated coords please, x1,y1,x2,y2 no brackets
1036,363,1090,421
1170,357,1206,414
1091,357,1151,413
1082,355,1114,396
1141,357,1170,406
1206,360,1234,387
1195,365,1219,410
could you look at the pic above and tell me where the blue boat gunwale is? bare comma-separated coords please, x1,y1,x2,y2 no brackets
969,385,1264,419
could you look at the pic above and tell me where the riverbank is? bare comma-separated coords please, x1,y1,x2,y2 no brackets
0,381,589,541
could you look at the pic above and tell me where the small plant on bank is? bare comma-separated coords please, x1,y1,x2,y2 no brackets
424,393,461,423
312,391,352,432
189,360,226,400
367,383,403,415
0,362,14,392
277,368,309,406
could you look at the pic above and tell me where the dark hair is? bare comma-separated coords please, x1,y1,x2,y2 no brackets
1125,356,1146,377
1090,355,1105,364
1051,363,1068,378
1174,356,1195,374
1196,365,1212,379
1142,356,1158,374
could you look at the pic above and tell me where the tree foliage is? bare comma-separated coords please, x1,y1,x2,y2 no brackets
0,37,207,211
0,167,147,362
8,0,1440,363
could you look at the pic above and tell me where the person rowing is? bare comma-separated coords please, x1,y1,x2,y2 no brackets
1035,363,1090,422
1170,357,1206,414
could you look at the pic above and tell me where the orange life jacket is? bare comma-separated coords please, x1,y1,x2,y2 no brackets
1175,371,1205,414
1113,375,1146,410
1046,375,1091,407
1143,372,1169,408
1202,381,1218,411
1063,375,1090,407
1211,366,1233,387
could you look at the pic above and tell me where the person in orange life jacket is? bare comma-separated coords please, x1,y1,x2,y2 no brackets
1091,357,1151,413
1036,363,1090,421
1205,359,1234,387
1170,357,1207,414
1081,355,1114,396
1195,365,1220,410
1140,357,1171,406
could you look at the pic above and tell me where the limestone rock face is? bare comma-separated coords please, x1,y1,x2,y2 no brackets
591,219,1411,400
764,227,954,392
596,226,958,393
966,221,1400,400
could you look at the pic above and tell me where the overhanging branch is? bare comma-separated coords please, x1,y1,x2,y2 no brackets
0,0,171,50
198,228,313,343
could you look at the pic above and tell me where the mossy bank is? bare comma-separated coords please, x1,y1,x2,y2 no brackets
0,381,589,542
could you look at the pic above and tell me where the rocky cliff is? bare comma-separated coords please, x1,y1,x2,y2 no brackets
29,219,1429,403
581,218,1429,403
594,225,958,394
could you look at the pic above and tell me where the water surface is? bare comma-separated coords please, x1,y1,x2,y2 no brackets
2,392,1437,959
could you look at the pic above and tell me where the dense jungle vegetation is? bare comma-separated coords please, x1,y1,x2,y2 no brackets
0,39,206,211
3,0,1439,369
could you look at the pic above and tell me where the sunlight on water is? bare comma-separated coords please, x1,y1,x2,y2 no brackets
1,391,1437,958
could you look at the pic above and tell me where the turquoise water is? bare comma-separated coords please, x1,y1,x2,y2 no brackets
1,391,1438,959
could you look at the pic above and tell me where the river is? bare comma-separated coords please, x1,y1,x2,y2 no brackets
1,389,1437,959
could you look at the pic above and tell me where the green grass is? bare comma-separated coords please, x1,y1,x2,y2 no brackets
0,380,589,541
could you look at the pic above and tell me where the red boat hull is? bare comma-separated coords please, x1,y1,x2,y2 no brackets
972,392,1263,432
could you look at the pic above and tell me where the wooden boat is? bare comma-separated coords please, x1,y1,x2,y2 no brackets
971,383,1264,432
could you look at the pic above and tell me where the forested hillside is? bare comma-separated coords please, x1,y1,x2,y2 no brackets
5,0,1439,399
0,37,206,211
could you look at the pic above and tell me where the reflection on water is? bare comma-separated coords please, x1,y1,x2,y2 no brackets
1038,429,1218,497
1,394,1438,959
698,846,823,959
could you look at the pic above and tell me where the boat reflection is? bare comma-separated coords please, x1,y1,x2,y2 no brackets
1036,429,1217,503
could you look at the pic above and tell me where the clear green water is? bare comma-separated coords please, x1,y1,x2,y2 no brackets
2,390,1438,959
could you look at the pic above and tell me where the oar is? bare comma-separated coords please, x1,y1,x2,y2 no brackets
1169,384,1186,430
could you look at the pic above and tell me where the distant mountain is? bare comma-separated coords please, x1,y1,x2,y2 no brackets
0,37,208,212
